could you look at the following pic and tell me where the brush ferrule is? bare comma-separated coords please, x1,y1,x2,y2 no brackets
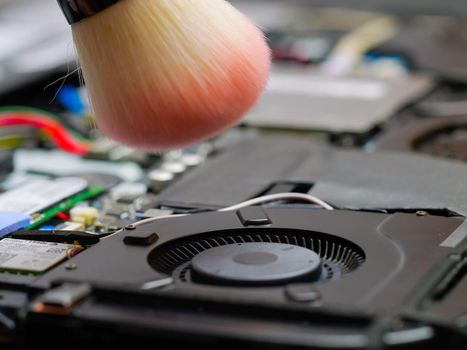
57,0,120,24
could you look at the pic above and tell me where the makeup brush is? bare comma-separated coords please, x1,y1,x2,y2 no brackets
57,0,271,151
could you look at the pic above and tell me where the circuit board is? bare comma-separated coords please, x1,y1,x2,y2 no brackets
0,1,466,349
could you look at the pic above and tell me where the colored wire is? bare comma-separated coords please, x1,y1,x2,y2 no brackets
135,193,333,227
0,112,89,154
101,192,334,240
100,213,187,240
0,105,90,137
322,15,399,75
132,213,187,228
27,186,105,229
218,193,334,211
0,106,90,142
0,134,28,150
0,105,92,149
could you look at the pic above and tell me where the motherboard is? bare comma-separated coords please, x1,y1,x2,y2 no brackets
0,0,465,349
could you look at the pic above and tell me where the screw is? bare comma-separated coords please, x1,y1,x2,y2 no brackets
285,285,322,303
391,318,405,330
65,263,78,271
416,211,428,217
125,224,136,230
450,254,462,262
456,314,467,329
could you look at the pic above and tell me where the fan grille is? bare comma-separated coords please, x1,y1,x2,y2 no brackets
148,228,365,283
415,125,467,160
174,260,340,283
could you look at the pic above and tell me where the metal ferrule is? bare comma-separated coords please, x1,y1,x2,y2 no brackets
57,0,120,24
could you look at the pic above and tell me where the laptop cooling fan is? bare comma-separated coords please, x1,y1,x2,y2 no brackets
24,205,466,349
149,228,365,286
33,207,463,313
376,115,467,161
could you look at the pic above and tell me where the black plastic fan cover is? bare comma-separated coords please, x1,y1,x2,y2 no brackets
148,228,365,287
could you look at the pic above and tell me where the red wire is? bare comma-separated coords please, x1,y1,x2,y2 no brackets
56,212,70,221
0,112,89,155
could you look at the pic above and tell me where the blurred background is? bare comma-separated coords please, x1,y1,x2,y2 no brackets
1,0,466,95
0,2,466,346
0,0,74,94
0,0,467,213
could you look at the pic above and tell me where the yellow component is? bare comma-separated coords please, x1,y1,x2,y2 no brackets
61,222,85,232
323,15,399,75
66,244,83,258
70,207,99,226
30,213,41,220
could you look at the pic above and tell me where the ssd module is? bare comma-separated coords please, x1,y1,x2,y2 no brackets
0,238,76,273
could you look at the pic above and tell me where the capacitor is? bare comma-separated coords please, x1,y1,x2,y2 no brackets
148,169,174,193
161,160,186,176
180,153,204,168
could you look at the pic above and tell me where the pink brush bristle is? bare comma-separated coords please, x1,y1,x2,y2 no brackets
70,0,271,151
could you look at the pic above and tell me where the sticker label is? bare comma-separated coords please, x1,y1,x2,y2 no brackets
266,73,388,100
0,238,72,273
0,177,87,215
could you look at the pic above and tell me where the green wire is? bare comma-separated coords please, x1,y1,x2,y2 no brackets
0,134,27,150
27,186,105,229
0,105,91,143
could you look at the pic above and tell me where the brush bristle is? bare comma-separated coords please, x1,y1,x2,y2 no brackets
72,0,271,151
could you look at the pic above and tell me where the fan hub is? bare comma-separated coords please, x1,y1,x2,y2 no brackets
191,242,322,286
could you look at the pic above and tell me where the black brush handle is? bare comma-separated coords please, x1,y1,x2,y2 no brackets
57,0,120,24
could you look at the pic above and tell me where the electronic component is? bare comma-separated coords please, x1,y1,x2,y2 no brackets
148,169,174,192
56,85,86,116
246,66,433,134
110,182,147,203
178,145,211,168
268,30,337,63
39,225,56,231
0,211,30,237
134,194,159,212
140,209,174,219
60,222,85,232
378,15,467,82
0,177,88,215
13,149,144,182
27,186,104,229
375,115,467,162
180,153,204,168
92,219,119,235
12,230,99,245
35,283,91,309
72,173,122,190
70,206,99,226
0,238,74,273
161,161,187,176
101,200,131,218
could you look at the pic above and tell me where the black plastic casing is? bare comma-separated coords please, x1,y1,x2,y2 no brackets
57,0,120,24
